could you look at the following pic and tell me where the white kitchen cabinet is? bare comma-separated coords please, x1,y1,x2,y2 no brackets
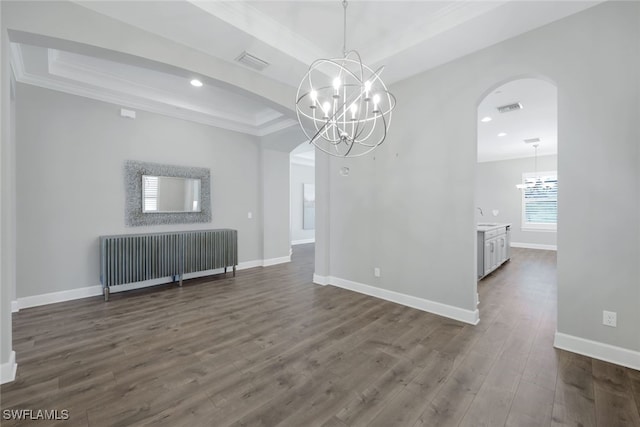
477,224,511,279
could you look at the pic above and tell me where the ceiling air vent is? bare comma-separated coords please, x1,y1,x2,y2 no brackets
524,138,541,144
235,51,269,71
497,102,523,113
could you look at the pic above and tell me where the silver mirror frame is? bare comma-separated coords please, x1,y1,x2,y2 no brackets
125,160,211,226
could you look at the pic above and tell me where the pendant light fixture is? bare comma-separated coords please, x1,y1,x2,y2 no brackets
295,0,396,158
516,144,555,189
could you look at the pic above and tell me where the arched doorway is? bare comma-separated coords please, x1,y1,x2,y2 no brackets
475,77,558,312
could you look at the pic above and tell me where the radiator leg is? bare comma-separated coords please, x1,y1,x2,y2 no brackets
103,287,110,302
224,267,227,275
179,274,183,287
233,265,236,277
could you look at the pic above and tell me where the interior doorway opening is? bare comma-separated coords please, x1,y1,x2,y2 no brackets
289,143,316,251
475,77,558,308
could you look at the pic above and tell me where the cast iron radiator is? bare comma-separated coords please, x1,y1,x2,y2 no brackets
99,229,237,301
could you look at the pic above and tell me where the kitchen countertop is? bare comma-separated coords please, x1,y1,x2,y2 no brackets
477,223,511,232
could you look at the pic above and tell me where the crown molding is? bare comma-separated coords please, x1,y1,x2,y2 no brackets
48,48,266,127
257,119,298,137
22,70,295,136
10,43,296,137
188,1,327,66
255,109,285,127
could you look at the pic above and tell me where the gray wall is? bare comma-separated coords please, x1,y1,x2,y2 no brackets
476,155,557,247
290,163,315,243
261,149,290,261
261,126,306,152
0,3,13,372
15,84,263,298
316,1,640,352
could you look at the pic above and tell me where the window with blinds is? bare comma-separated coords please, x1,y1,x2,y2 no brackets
522,171,557,231
142,176,159,212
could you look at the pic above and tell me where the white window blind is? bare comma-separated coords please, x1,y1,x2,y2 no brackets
143,176,158,212
522,171,557,230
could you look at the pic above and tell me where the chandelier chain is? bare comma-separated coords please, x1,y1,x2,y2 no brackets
343,0,348,57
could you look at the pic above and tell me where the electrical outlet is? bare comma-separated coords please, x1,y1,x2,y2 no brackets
374,267,381,277
247,212,253,219
603,310,617,327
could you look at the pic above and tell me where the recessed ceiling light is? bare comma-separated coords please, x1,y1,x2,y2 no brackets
480,116,492,123
498,132,507,137
190,79,203,87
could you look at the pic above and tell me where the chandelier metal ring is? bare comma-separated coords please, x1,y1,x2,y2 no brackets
295,1,396,158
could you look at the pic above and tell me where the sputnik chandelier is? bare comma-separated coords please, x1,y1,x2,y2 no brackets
295,0,396,158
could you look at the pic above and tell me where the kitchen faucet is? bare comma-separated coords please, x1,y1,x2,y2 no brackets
477,207,484,216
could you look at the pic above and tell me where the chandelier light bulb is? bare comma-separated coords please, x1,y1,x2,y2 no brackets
322,101,331,116
373,93,381,110
350,103,358,119
333,77,342,90
310,90,318,102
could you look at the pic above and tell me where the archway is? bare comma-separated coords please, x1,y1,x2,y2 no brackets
475,77,558,312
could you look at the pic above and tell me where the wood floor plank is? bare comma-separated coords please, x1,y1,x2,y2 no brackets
457,359,521,427
551,351,597,427
334,357,422,426
414,349,496,427
594,383,640,427
367,350,455,427
1,245,637,427
628,369,640,417
505,379,554,427
521,348,559,392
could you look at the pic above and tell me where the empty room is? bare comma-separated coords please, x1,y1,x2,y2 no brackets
1,1,639,426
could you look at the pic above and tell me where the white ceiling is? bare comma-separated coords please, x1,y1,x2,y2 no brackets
10,1,600,138
74,0,601,85
477,78,557,163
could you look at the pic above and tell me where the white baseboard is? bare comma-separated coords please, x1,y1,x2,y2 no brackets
13,256,292,310
313,273,328,286
312,274,479,325
238,260,263,270
554,332,640,371
511,242,557,251
16,285,103,310
0,351,17,384
262,255,291,267
292,238,315,245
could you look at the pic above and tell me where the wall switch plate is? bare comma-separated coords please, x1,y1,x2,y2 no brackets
374,267,381,277
603,310,617,327
247,212,252,219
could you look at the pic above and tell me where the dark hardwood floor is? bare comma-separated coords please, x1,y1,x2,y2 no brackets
1,245,639,426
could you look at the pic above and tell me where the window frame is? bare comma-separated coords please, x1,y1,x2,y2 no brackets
521,170,557,232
